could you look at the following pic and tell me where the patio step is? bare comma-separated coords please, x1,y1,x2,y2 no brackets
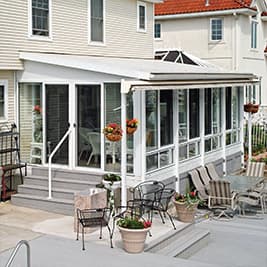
17,184,78,200
11,194,74,216
145,223,210,259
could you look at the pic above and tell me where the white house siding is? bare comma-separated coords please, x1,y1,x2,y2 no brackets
154,16,234,70
0,71,15,125
0,0,154,70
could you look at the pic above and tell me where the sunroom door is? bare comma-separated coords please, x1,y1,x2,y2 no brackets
45,85,69,164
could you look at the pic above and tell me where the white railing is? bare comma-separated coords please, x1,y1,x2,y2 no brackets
5,240,31,267
48,125,73,199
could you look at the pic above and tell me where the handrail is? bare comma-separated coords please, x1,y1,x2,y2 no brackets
5,240,31,267
48,125,73,199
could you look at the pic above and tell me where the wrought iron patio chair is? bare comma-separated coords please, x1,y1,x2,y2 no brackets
127,180,165,222
208,180,238,219
153,188,176,230
76,207,113,250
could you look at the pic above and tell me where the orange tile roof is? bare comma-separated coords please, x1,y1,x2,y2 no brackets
155,0,253,16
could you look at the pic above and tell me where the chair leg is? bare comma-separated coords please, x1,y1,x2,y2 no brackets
166,211,176,230
82,226,85,250
76,220,79,241
99,222,103,239
158,210,165,224
106,224,113,248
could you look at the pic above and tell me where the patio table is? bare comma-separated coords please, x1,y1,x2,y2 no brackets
223,175,264,193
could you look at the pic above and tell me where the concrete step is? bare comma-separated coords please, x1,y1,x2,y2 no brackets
11,194,74,216
156,228,210,258
145,223,195,253
24,175,100,190
17,184,78,200
31,166,103,182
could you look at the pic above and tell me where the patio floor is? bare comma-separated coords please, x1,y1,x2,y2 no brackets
0,201,266,267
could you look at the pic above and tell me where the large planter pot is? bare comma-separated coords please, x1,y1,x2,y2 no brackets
173,200,198,223
117,226,150,253
102,180,121,190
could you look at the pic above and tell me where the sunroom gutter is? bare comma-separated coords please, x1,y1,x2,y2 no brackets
155,8,257,20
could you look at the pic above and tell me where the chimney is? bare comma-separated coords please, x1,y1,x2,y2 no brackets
205,0,210,6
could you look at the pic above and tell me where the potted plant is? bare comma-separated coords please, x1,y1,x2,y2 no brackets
103,123,123,142
126,118,139,135
173,192,200,223
117,216,151,253
102,173,121,189
244,103,259,114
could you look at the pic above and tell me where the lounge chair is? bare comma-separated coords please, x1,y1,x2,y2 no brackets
208,180,238,219
197,166,212,187
188,169,209,201
245,162,265,177
205,163,220,180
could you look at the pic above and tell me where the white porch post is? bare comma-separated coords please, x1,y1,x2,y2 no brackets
200,89,205,166
248,112,252,160
174,91,179,192
120,80,127,207
222,88,227,175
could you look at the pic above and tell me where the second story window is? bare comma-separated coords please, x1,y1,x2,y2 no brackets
32,0,49,36
90,0,104,43
251,16,258,49
154,23,161,39
210,18,223,41
0,81,7,120
137,1,147,32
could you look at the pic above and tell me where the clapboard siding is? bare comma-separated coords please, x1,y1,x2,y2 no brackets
0,0,154,69
0,71,15,124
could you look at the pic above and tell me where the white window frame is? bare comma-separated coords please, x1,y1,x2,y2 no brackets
88,0,106,45
0,80,8,121
210,18,223,42
137,1,147,33
251,16,258,49
154,22,161,39
28,0,53,41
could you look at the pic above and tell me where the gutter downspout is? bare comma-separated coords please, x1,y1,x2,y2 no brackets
233,12,239,71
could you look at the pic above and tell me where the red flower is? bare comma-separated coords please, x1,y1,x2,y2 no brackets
190,192,196,197
143,220,152,228
33,105,41,114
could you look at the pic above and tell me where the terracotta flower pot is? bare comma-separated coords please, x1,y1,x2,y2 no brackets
173,200,198,223
105,134,122,142
244,103,259,114
126,127,137,135
117,226,150,253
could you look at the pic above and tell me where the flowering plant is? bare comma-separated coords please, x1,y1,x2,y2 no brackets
174,192,200,208
126,118,139,128
103,123,123,136
117,216,152,229
33,105,42,114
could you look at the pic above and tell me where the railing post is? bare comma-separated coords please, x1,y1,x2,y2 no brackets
48,125,72,199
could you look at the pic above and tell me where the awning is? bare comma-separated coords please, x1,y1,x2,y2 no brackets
20,52,258,93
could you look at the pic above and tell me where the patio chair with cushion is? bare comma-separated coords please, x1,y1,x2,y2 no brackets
197,166,213,186
208,180,238,219
245,162,265,177
76,208,113,250
189,169,209,202
205,163,221,181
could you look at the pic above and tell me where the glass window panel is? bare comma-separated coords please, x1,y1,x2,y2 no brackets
211,18,222,40
232,87,238,129
179,145,187,161
189,89,199,139
146,154,158,172
160,150,173,168
139,5,145,30
205,88,212,135
205,139,212,152
154,23,161,38
91,0,103,42
189,143,198,158
226,132,231,145
32,0,49,36
0,85,4,117
178,90,187,143
146,91,158,151
226,87,232,130
160,90,173,146
212,88,221,134
19,83,43,163
104,83,121,172
78,84,101,168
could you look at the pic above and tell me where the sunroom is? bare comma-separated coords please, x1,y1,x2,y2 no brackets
17,52,258,204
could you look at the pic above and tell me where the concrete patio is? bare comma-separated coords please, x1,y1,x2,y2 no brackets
0,201,266,267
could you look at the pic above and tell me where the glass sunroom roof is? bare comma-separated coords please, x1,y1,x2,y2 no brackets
155,50,221,69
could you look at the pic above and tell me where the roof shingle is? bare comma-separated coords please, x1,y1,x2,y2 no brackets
155,0,253,16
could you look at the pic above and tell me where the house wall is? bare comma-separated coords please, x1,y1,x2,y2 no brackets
0,71,16,126
0,0,155,70
155,9,267,105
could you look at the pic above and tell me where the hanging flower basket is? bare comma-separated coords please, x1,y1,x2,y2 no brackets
244,103,259,114
126,118,139,135
126,127,137,135
103,123,123,142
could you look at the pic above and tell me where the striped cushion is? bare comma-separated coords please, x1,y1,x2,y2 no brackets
209,180,231,206
246,162,265,177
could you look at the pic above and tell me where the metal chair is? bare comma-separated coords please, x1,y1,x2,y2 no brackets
127,180,165,222
208,180,238,219
76,208,113,250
